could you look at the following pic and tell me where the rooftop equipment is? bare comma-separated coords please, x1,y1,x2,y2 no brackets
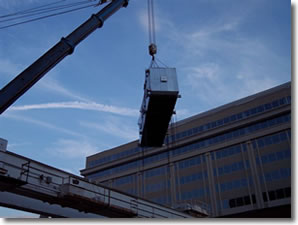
138,0,180,147
0,138,7,151
138,67,179,147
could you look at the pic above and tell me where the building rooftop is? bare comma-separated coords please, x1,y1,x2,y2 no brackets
175,81,291,127
85,81,291,159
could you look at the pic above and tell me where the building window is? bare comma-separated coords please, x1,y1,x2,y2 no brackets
181,187,205,200
222,199,229,209
236,197,244,207
145,180,167,193
276,188,285,199
216,160,246,176
229,199,236,208
228,194,256,208
285,187,291,197
144,166,166,178
167,96,291,145
269,191,276,201
263,187,291,202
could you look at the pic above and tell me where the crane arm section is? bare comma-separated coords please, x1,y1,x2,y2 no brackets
0,0,129,114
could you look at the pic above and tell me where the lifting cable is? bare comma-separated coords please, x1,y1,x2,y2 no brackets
147,0,157,61
0,0,66,18
0,0,100,30
0,1,97,23
147,0,168,69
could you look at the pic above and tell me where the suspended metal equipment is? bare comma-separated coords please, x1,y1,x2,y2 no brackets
138,0,180,147
139,68,179,147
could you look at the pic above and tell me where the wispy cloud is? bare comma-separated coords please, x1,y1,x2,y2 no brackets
185,63,229,105
80,117,138,141
185,62,279,106
0,0,41,10
0,58,23,78
137,7,161,34
8,101,139,117
7,142,31,151
175,108,192,119
144,3,288,109
46,138,99,159
2,113,86,138
44,138,102,175
0,56,91,102
39,77,91,102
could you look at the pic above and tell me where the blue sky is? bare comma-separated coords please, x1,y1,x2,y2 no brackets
0,0,291,218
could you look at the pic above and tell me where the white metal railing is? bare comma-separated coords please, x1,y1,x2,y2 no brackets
0,150,192,218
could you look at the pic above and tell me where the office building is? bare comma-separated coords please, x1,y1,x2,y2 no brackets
81,82,291,217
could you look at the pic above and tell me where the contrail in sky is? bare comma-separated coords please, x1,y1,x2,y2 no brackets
8,101,139,117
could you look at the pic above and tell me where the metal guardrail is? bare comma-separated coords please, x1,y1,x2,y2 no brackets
0,149,192,218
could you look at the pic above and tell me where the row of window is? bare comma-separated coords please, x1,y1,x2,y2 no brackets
87,160,141,180
112,151,290,189
217,160,247,176
88,117,290,181
178,155,204,170
254,130,289,149
256,148,290,165
87,146,141,168
172,113,290,157
222,187,291,209
112,177,290,210
215,144,244,160
218,177,252,193
145,181,168,193
261,168,291,183
167,96,290,144
122,188,137,196
144,151,168,166
113,174,135,186
180,187,207,200
109,157,290,195
223,195,256,209
179,143,290,184
88,161,168,180
178,141,250,171
263,187,291,202
87,95,291,169
146,117,290,170
179,171,208,185
144,166,167,178
150,196,170,205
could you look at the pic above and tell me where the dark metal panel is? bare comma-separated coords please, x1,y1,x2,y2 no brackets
139,68,179,147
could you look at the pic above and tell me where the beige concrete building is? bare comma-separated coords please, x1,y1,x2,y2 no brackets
81,82,291,217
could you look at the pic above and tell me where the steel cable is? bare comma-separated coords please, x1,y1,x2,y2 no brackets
0,0,67,18
0,3,98,30
0,1,97,24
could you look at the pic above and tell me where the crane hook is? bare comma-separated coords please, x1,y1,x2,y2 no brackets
149,43,157,58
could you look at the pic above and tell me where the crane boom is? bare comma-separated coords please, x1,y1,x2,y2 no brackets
0,0,129,114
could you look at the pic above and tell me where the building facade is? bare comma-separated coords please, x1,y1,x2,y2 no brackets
81,82,291,217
